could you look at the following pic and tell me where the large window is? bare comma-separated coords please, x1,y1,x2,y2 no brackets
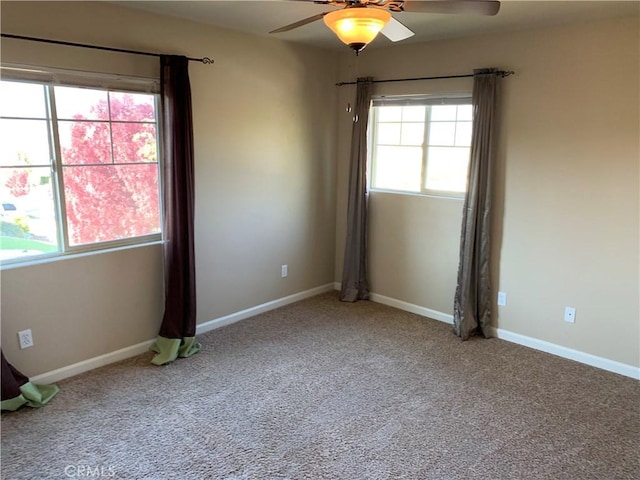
369,96,473,196
0,78,161,265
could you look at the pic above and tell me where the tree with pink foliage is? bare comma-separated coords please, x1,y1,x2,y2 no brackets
5,169,30,198
61,93,160,245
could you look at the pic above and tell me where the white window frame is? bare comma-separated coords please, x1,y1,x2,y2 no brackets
368,95,472,198
0,65,163,268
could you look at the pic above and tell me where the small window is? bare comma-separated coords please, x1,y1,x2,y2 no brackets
369,96,472,197
0,78,161,265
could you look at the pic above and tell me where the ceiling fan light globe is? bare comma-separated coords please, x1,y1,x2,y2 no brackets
323,8,391,50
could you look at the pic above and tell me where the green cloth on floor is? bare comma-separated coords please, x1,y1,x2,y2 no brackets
150,336,201,365
1,381,59,412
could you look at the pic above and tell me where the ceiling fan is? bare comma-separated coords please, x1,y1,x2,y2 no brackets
269,0,501,54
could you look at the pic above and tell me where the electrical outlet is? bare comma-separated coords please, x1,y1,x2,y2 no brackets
497,291,507,306
564,307,576,323
18,329,34,349
281,265,288,278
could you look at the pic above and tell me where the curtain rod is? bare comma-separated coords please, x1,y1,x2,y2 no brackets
1,33,214,64
335,70,514,87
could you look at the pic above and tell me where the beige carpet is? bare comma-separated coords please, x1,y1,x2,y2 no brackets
2,292,638,479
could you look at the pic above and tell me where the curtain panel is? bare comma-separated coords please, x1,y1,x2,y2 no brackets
453,68,500,340
340,77,374,303
150,55,201,365
1,351,58,411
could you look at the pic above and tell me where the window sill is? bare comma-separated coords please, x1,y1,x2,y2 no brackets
369,188,465,201
0,240,163,271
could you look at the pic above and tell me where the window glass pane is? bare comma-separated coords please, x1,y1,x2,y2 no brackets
0,119,51,166
369,99,472,197
58,121,112,165
430,105,457,121
400,123,424,146
112,123,158,164
54,86,109,120
373,146,422,192
109,92,156,122
0,166,59,261
457,105,473,121
376,123,401,145
0,81,47,118
63,164,160,246
377,106,402,122
1,79,161,264
401,106,425,122
428,122,456,146
455,121,473,147
425,146,470,192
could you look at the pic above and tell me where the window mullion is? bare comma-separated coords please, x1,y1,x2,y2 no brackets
154,94,165,241
107,91,116,165
453,106,459,147
420,107,430,194
46,85,71,253
368,107,378,191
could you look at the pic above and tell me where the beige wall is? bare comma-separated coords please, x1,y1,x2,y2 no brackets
1,2,638,377
0,1,338,376
1,246,164,372
335,17,639,367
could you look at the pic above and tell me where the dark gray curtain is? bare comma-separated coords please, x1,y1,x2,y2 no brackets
453,68,500,340
150,55,201,365
340,77,374,302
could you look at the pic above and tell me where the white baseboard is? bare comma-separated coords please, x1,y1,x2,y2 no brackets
196,283,336,335
31,283,336,385
369,292,454,325
489,327,640,380
334,281,451,324
333,282,453,325
334,283,639,380
31,283,639,384
31,340,155,385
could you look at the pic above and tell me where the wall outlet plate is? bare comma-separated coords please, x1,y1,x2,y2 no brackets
497,291,507,306
564,307,576,323
18,329,34,349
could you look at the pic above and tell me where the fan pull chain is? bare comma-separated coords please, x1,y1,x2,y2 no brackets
352,54,359,123
346,55,356,114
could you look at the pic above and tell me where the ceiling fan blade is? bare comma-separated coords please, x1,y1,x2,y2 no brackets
269,12,328,34
402,1,500,16
284,0,344,4
381,16,415,42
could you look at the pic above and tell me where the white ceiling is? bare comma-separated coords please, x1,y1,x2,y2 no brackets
113,1,639,50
